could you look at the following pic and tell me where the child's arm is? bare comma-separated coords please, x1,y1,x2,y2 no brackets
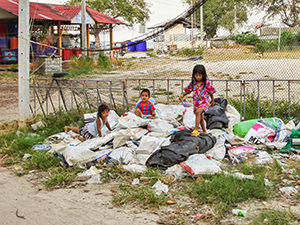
106,121,112,131
210,94,215,106
96,118,102,137
151,109,156,117
179,92,188,101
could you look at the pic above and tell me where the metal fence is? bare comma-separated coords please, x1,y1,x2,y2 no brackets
30,77,300,121
30,78,128,117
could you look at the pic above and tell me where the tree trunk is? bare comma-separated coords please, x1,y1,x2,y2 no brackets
94,28,101,49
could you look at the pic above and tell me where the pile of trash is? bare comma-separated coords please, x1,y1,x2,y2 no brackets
31,97,300,180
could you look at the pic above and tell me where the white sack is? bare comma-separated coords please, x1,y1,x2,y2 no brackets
136,136,169,154
62,145,97,166
133,154,150,165
155,104,185,121
113,129,132,149
225,104,241,130
182,107,195,129
118,112,148,129
109,147,135,164
180,154,221,176
147,119,173,132
205,130,226,161
130,128,148,140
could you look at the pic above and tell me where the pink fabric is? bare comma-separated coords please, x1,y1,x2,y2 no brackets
184,80,216,113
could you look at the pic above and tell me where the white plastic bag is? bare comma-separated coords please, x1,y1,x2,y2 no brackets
182,107,195,129
109,147,135,164
136,136,169,154
130,128,148,140
62,145,97,166
225,104,241,130
118,112,147,129
113,129,132,149
152,180,169,195
180,154,221,176
205,131,226,161
155,104,185,121
147,119,173,132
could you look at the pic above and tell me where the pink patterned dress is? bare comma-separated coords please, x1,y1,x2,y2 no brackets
184,80,216,113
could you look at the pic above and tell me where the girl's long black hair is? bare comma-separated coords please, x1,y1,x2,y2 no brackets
192,64,207,86
97,104,110,118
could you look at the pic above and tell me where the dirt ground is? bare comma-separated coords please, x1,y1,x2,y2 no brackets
0,82,18,123
0,167,159,225
1,55,300,224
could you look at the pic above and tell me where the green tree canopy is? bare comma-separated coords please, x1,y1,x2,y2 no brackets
185,0,251,38
252,0,300,27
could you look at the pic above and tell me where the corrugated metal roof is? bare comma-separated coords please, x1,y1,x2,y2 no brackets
0,0,126,25
87,8,126,25
52,4,81,20
0,0,69,21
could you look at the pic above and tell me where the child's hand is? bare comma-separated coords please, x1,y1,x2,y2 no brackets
179,95,183,102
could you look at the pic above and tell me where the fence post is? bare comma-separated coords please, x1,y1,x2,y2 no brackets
167,79,170,104
257,80,260,118
152,79,155,97
288,80,291,118
240,80,243,121
272,80,275,117
225,80,228,100
243,80,246,120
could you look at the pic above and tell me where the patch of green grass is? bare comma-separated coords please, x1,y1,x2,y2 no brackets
42,167,83,189
64,56,95,77
229,92,300,122
100,164,136,183
177,48,204,56
146,52,157,57
187,174,270,207
0,71,18,82
113,184,167,208
252,209,296,225
23,152,61,171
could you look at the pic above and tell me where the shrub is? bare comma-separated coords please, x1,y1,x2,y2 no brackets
232,33,260,46
97,51,112,69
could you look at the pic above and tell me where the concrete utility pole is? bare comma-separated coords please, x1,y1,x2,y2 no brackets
81,0,87,56
18,0,30,121
191,0,194,49
200,3,203,46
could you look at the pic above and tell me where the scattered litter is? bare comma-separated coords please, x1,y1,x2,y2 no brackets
31,121,45,130
77,166,102,178
23,154,32,159
279,186,298,196
232,209,247,216
191,213,204,218
152,180,169,195
87,174,102,184
32,144,52,152
131,178,140,185
224,171,254,180
166,200,176,205
123,164,147,173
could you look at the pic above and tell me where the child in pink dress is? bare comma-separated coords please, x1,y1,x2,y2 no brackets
179,64,216,136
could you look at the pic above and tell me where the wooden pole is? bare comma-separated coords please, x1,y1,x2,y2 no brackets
58,21,62,57
110,24,113,57
87,24,90,56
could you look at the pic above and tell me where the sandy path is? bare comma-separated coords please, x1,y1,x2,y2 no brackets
0,167,159,225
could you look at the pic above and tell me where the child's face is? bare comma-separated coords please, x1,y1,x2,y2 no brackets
194,73,203,82
141,92,150,103
101,109,110,119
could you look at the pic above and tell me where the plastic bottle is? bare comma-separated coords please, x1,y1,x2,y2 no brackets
232,209,247,216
